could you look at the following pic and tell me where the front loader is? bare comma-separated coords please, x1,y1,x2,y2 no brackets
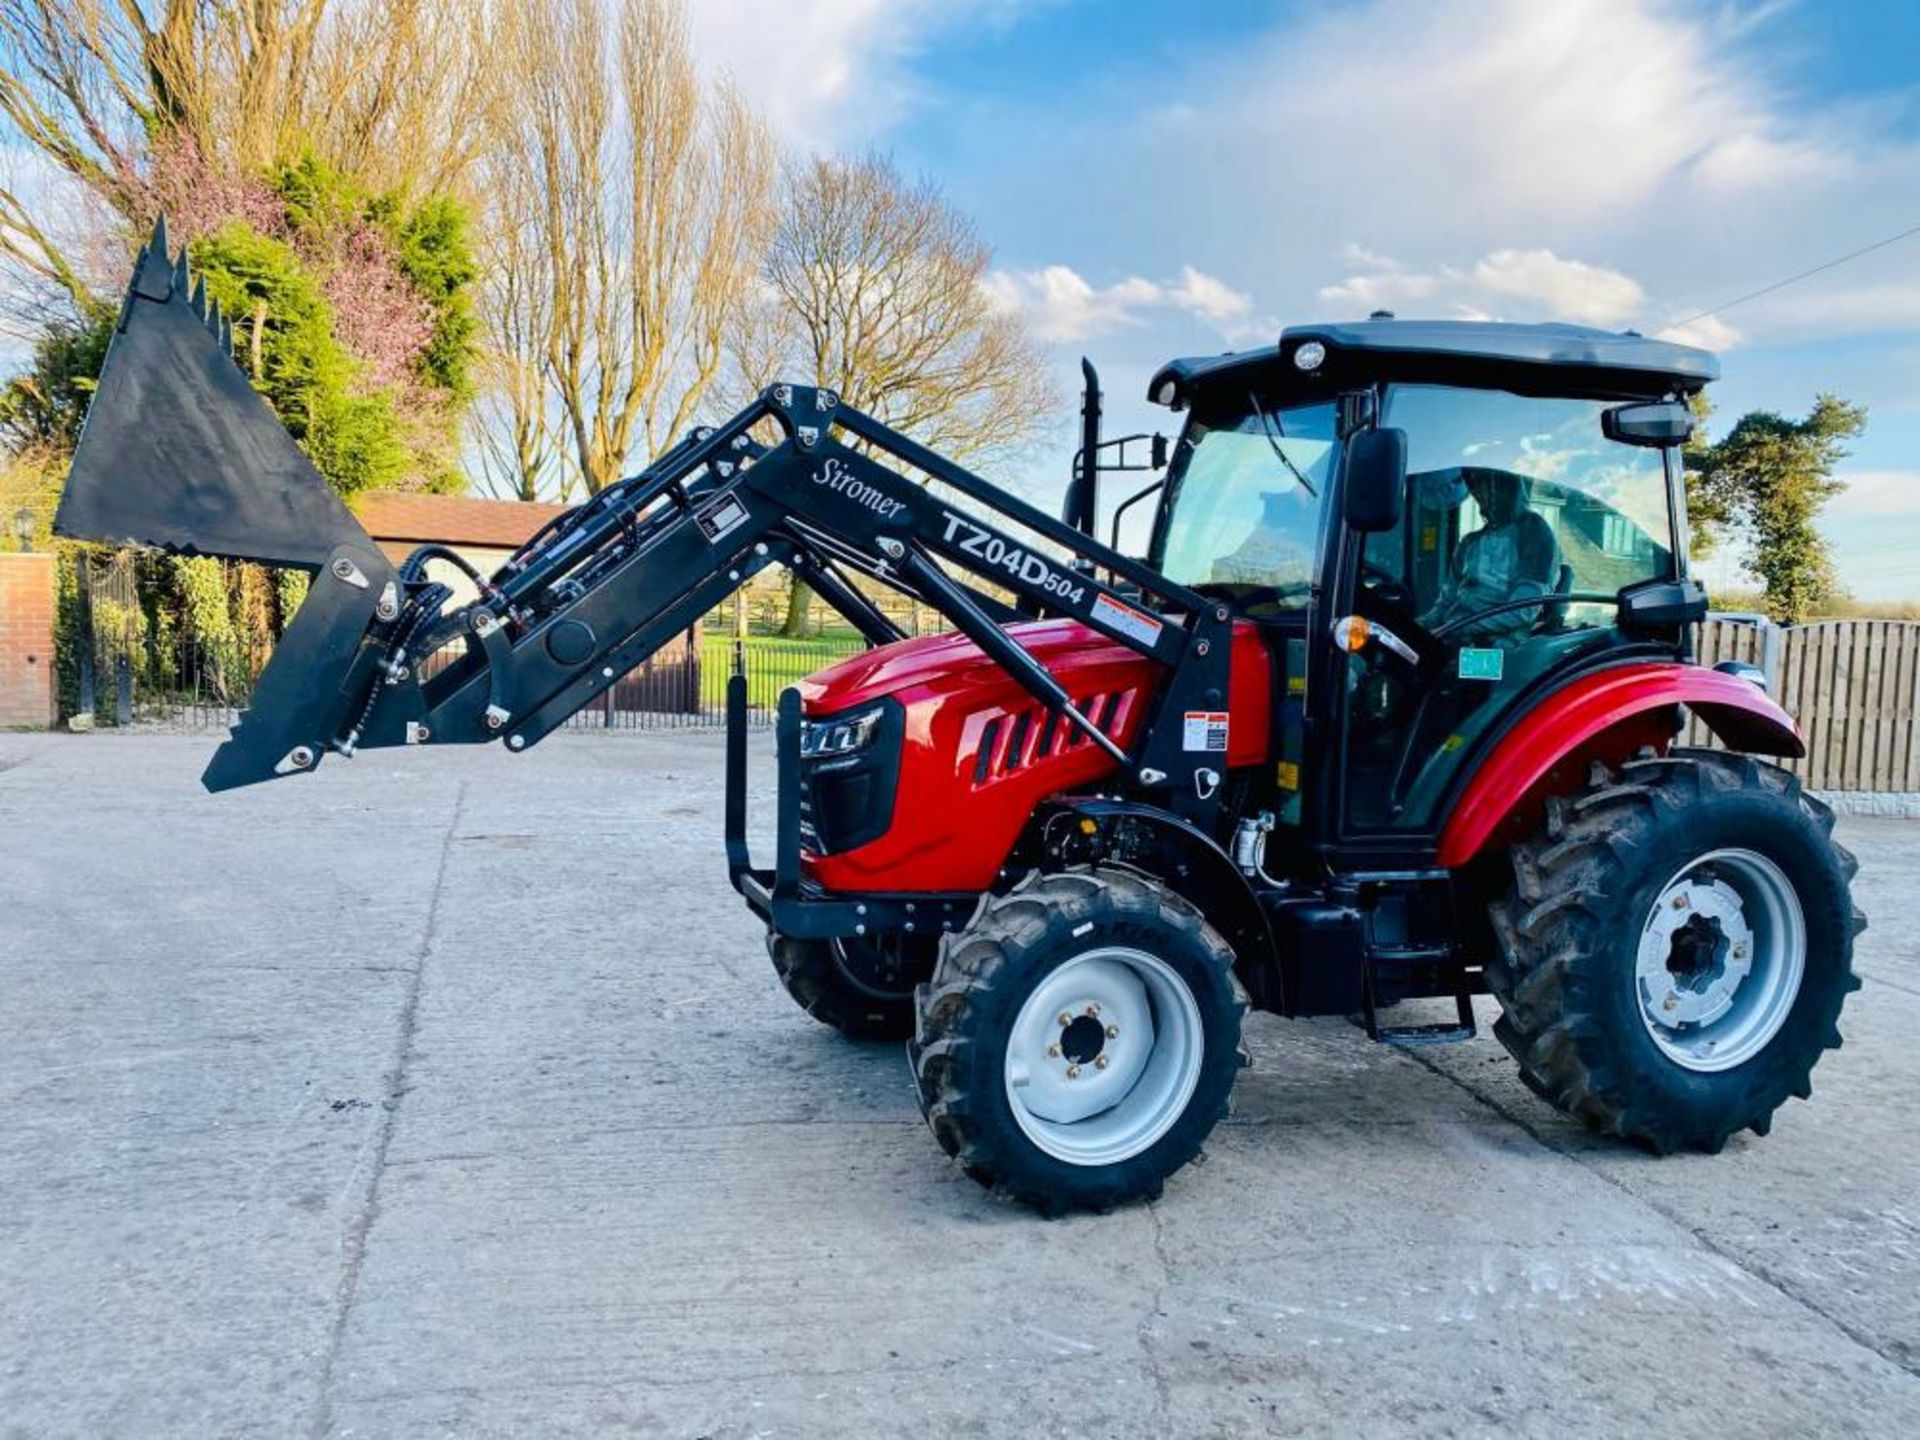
59,221,1865,1212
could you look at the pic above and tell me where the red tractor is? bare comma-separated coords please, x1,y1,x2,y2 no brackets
61,223,1863,1212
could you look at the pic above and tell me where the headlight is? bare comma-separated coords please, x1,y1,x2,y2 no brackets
801,704,886,761
796,700,903,855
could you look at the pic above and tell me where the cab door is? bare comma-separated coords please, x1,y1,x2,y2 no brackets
1333,384,1684,845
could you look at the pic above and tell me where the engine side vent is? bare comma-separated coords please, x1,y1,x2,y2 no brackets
968,689,1134,786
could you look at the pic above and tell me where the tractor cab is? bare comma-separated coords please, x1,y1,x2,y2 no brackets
1140,319,1715,866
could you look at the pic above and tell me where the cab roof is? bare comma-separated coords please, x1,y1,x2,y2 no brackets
1149,318,1719,410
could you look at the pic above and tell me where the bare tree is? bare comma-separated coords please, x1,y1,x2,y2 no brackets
0,0,495,314
467,181,572,502
301,0,501,196
479,0,775,496
749,153,1055,632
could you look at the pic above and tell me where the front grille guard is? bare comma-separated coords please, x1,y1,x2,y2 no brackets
726,679,976,942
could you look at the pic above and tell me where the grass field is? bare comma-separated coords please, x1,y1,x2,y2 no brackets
1714,588,1920,622
696,631,868,710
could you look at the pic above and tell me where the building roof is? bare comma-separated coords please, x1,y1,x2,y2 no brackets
352,491,573,550
1149,318,1718,410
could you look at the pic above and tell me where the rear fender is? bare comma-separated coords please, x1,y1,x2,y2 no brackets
1437,662,1803,868
1026,798,1282,1012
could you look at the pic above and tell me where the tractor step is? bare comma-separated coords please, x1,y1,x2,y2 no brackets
1377,1016,1477,1046
1357,941,1479,1044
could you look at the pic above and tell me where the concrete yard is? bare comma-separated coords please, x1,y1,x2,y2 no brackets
3,730,1919,1438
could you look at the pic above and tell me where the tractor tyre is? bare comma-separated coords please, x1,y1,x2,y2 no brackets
909,868,1249,1214
768,932,937,1041
1487,749,1865,1153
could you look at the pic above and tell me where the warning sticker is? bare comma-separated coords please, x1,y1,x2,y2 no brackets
1183,710,1229,752
1091,592,1164,648
695,495,750,544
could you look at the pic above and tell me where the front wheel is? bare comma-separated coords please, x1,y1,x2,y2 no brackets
910,869,1249,1213
1487,750,1865,1153
768,932,937,1040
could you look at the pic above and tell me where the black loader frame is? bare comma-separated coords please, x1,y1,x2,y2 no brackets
221,378,1238,800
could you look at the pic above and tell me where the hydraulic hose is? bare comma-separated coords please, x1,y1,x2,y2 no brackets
334,580,452,757
400,543,486,588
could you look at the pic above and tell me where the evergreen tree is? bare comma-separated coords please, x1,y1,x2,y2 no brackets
1689,395,1866,623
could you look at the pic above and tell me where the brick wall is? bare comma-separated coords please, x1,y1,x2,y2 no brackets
0,552,56,729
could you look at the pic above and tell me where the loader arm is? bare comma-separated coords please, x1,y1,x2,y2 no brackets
261,383,1231,816
55,223,1231,818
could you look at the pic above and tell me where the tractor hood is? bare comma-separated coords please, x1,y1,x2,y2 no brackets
796,619,1142,715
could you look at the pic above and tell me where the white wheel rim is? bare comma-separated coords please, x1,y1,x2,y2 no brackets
1002,946,1205,1167
1635,847,1807,1073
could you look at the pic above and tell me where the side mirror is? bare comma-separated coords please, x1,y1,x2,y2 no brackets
1344,427,1406,533
1618,577,1709,630
1603,400,1693,447
1151,433,1169,470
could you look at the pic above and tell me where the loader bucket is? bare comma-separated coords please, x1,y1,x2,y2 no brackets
56,218,398,792
53,216,373,569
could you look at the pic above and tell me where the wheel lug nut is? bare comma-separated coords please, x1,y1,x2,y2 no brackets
1085,1004,1100,1017
1105,1024,1119,1039
1066,1064,1081,1079
1094,1055,1109,1070
1047,1044,1061,1058
1058,1012,1072,1026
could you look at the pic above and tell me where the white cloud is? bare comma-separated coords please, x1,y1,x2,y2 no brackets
686,0,1045,150
1827,470,1920,519
1727,283,1920,343
1318,245,1645,328
1318,260,1442,315
1691,132,1851,192
686,0,926,149
1010,0,1920,355
1190,0,1819,226
1655,314,1744,352
700,0,1920,363
1166,265,1254,328
984,263,1260,344
1471,250,1644,327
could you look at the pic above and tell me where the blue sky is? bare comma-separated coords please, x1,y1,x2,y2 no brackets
695,0,1920,599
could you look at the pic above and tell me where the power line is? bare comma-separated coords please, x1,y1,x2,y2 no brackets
1667,220,1920,330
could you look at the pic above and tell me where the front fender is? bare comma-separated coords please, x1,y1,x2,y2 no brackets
1026,798,1282,1012
1436,662,1802,868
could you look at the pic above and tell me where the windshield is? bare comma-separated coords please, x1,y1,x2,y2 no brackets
1154,397,1338,603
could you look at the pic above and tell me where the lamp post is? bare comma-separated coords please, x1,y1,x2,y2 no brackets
12,506,32,552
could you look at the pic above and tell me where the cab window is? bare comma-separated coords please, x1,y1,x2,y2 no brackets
1365,385,1674,640
1154,397,1338,608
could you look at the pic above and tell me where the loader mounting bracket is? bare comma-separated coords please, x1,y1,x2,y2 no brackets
202,542,397,791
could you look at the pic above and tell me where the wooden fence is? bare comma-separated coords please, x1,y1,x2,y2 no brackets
1692,618,1920,792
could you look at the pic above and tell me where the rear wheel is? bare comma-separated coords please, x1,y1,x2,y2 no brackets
910,869,1249,1213
768,932,937,1040
1487,750,1865,1152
